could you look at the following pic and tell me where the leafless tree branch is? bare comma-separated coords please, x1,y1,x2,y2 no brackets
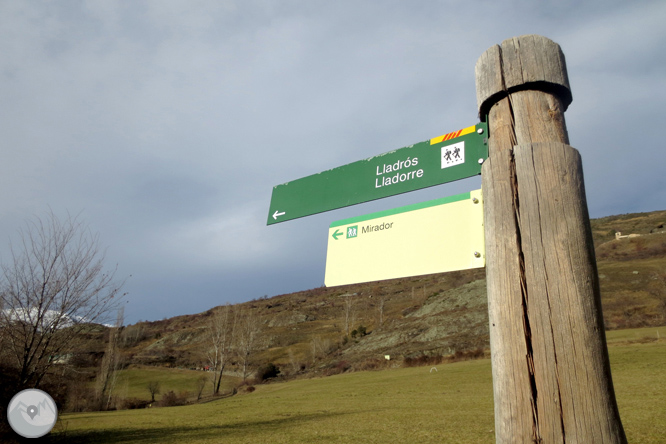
0,210,126,388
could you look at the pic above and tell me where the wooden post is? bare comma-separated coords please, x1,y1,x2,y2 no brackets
476,35,627,443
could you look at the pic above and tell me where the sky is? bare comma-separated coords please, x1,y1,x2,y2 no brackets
1,1,664,325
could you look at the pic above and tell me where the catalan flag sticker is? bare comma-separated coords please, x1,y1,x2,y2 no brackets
429,125,477,145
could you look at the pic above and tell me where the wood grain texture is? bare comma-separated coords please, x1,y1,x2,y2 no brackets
476,35,572,119
515,142,626,443
481,149,534,443
477,35,626,444
510,90,569,146
475,44,503,114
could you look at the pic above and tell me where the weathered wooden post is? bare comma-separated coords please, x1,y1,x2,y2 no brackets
476,35,627,443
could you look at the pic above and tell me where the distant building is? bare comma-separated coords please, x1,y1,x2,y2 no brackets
615,232,641,240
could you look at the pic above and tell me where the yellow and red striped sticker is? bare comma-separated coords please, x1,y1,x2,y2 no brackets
430,125,476,145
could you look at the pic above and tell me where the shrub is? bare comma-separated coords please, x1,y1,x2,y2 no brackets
447,348,487,363
350,326,368,339
158,390,187,407
335,360,351,372
256,363,280,381
403,354,443,367
121,397,150,410
355,357,388,371
64,380,97,413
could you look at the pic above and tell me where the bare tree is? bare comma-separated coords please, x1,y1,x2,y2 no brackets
310,335,331,363
235,309,261,381
377,295,386,326
146,380,160,403
342,294,356,337
120,323,145,348
0,211,125,388
310,335,318,364
208,304,236,395
288,349,301,375
196,375,207,401
95,308,124,410
373,285,386,327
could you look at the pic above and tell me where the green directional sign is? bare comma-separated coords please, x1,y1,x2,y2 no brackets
267,123,488,225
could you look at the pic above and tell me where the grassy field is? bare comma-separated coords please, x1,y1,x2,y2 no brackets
110,365,240,404
56,327,666,444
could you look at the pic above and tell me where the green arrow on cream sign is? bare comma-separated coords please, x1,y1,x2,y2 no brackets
324,190,485,286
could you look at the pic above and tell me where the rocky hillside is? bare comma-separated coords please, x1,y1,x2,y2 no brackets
84,210,666,377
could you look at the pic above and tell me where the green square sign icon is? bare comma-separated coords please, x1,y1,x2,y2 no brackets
347,226,358,238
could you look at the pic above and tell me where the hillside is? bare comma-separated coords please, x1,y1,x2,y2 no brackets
108,210,666,373
591,209,666,329
120,266,490,373
61,209,666,407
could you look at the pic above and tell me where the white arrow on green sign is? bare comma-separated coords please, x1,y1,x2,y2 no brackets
267,123,487,225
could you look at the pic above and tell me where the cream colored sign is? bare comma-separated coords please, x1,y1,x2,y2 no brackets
324,190,484,287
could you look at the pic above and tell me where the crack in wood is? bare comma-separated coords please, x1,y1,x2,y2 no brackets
510,148,542,444
530,145,567,444
500,42,542,441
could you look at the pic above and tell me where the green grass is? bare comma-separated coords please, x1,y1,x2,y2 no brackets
55,328,666,444
110,365,240,403
60,361,495,443
605,326,666,344
609,341,666,443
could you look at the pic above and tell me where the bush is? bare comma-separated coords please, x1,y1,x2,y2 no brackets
65,381,97,413
158,390,187,407
355,357,388,371
256,363,280,381
447,348,487,363
351,326,369,338
335,360,351,372
403,354,443,367
121,397,150,410
320,360,352,377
